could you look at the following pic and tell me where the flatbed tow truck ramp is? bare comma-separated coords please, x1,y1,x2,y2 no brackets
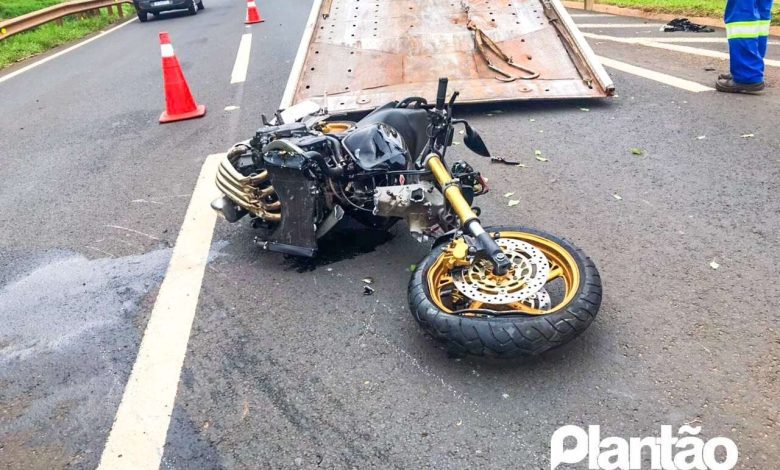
281,0,615,113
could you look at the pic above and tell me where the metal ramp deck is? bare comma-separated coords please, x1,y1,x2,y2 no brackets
281,0,614,113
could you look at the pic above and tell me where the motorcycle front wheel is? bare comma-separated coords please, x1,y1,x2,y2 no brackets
408,226,602,357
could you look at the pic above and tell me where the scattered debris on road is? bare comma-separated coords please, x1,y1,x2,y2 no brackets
630,147,644,156
697,135,706,140
508,200,520,207
740,133,755,138
363,285,375,295
491,156,525,166
662,18,714,33
613,194,623,200
709,260,720,270
504,192,515,198
362,277,374,285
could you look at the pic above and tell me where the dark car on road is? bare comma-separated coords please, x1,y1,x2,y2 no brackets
133,0,203,22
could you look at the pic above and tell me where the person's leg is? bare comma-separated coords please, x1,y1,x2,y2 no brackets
725,0,764,84
756,0,774,58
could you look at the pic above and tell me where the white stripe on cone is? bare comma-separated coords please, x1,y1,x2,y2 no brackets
248,1,256,7
161,44,175,58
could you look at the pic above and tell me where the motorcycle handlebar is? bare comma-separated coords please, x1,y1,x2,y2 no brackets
435,77,448,111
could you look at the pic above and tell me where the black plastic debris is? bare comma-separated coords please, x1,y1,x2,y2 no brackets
663,18,714,33
490,156,523,166
363,285,375,296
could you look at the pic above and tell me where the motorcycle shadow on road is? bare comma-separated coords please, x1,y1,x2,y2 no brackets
452,98,613,120
282,229,396,273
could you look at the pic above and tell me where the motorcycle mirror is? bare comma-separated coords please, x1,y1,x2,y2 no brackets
463,123,491,157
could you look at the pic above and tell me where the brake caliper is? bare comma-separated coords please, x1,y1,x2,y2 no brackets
442,237,472,270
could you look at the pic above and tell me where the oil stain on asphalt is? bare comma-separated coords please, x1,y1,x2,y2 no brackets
283,229,395,273
0,249,171,468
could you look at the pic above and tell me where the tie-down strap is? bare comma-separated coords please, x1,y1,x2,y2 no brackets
468,21,540,82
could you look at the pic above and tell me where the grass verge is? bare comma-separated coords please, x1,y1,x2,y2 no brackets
595,0,779,26
0,5,134,70
0,0,68,19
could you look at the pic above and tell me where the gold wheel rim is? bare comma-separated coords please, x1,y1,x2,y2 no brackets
427,231,581,315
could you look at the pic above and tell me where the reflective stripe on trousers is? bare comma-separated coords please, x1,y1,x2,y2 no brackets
724,0,774,84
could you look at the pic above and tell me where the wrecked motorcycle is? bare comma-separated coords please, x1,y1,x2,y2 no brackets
211,78,602,357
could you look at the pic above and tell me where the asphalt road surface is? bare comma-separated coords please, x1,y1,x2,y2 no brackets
1,1,778,469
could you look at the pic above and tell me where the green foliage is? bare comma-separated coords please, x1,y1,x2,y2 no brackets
0,0,68,20
596,0,779,26
0,5,134,69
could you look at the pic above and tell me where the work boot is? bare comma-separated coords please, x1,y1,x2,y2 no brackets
718,73,732,80
715,77,765,94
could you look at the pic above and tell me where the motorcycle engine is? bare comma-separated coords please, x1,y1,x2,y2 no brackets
254,124,343,257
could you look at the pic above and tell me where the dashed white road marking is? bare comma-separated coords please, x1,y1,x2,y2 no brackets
231,33,253,84
585,32,780,68
0,18,137,85
597,55,715,92
98,154,222,470
576,23,665,28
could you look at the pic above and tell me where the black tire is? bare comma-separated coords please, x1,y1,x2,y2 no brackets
408,226,602,357
197,1,204,10
137,10,148,22
187,0,197,15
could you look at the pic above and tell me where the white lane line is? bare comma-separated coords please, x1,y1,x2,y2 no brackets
0,17,137,85
231,33,253,84
585,32,780,67
98,154,222,470
577,23,665,28
622,37,727,43
627,37,779,45
596,55,715,92
569,13,615,17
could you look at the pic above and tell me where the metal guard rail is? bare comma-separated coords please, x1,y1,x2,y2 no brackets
0,0,133,40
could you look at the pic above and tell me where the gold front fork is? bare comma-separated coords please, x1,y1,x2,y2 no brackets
426,154,512,275
426,154,478,226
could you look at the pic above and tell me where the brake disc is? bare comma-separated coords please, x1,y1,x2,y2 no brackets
452,238,549,305
522,287,551,310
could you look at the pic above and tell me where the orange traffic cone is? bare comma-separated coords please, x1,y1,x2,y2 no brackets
158,32,206,123
245,0,264,24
